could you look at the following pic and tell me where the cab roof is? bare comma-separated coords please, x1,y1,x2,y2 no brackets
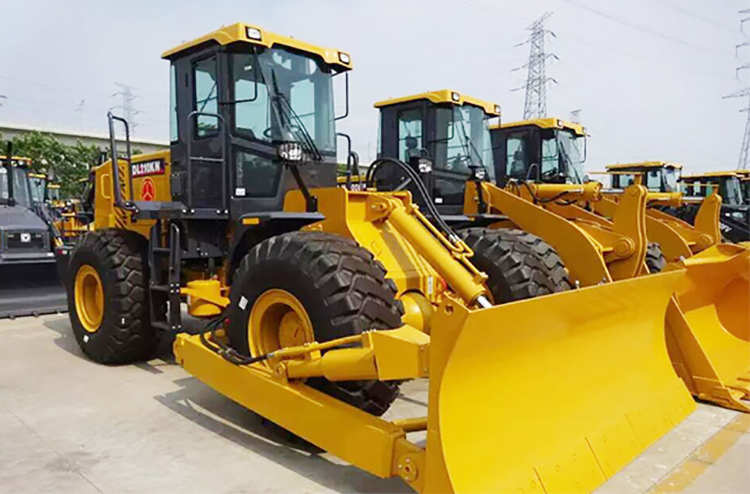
606,161,682,171
490,117,586,137
162,23,353,72
680,171,741,180
373,90,501,117
0,155,32,166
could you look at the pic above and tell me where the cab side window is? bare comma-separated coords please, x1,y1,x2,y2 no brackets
397,109,423,163
193,56,219,137
506,135,528,179
645,170,661,190
541,139,558,176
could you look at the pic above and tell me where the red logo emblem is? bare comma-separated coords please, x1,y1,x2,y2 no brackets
141,178,156,201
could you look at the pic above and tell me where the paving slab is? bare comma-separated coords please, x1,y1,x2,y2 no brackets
0,314,746,494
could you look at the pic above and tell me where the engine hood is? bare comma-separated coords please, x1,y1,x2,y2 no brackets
0,205,49,232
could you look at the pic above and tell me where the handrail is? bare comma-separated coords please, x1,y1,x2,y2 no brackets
107,112,136,211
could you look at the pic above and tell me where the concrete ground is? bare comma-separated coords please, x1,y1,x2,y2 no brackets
0,313,748,494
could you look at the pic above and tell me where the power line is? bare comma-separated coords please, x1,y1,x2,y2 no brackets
453,0,735,82
724,11,750,169
650,0,737,31
559,0,734,59
514,12,558,119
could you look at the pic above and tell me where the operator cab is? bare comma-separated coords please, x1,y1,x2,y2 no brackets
158,23,352,218
606,162,682,193
491,118,587,186
0,156,33,209
680,172,745,206
373,90,500,214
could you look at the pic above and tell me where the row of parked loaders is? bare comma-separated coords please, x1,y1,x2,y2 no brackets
60,23,749,493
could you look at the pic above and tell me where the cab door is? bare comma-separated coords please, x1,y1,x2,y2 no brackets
170,47,227,211
492,126,537,186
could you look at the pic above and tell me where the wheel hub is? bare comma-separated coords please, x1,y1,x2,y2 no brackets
74,265,104,333
248,289,314,362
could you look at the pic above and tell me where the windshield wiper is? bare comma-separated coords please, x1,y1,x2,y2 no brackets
557,136,583,183
456,119,490,180
269,68,322,161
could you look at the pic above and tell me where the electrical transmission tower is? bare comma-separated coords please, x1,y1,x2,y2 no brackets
725,9,750,169
112,83,140,135
514,12,558,120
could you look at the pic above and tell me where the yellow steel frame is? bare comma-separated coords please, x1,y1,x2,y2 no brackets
285,187,488,307
374,89,500,116
603,190,721,262
664,245,750,412
175,271,695,493
465,181,648,286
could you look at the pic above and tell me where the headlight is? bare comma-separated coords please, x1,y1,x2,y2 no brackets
246,27,262,41
451,92,461,102
277,142,304,162
474,168,486,180
494,105,502,115
417,158,433,174
556,119,563,128
338,52,351,64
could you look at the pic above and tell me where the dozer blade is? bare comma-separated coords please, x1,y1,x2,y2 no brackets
665,243,750,412
429,271,695,494
0,263,67,319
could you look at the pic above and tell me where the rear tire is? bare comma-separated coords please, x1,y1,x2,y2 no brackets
67,229,156,364
460,228,572,303
646,242,667,273
227,231,403,416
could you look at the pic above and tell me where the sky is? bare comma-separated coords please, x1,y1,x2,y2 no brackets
0,0,748,173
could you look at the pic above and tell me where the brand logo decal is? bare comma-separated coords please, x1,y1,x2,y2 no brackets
131,159,165,178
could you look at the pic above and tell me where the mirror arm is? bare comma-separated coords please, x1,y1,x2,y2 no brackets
334,72,349,121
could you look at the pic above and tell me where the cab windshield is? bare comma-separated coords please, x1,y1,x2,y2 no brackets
435,105,495,180
663,168,679,192
29,176,45,204
556,130,586,183
0,167,32,208
538,129,586,183
721,176,744,206
48,187,60,201
231,46,336,155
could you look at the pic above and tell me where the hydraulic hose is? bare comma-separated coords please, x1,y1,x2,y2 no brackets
365,157,461,244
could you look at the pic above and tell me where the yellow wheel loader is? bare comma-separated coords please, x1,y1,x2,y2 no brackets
603,162,723,261
369,92,656,287
678,170,749,243
68,24,698,493
488,119,750,412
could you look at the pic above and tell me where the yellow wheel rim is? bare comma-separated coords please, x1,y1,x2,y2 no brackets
248,289,315,365
74,265,104,333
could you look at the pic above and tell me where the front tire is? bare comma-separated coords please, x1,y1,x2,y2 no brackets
68,230,156,364
460,228,572,303
227,231,403,416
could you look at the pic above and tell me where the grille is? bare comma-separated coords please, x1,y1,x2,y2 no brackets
4,231,48,251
